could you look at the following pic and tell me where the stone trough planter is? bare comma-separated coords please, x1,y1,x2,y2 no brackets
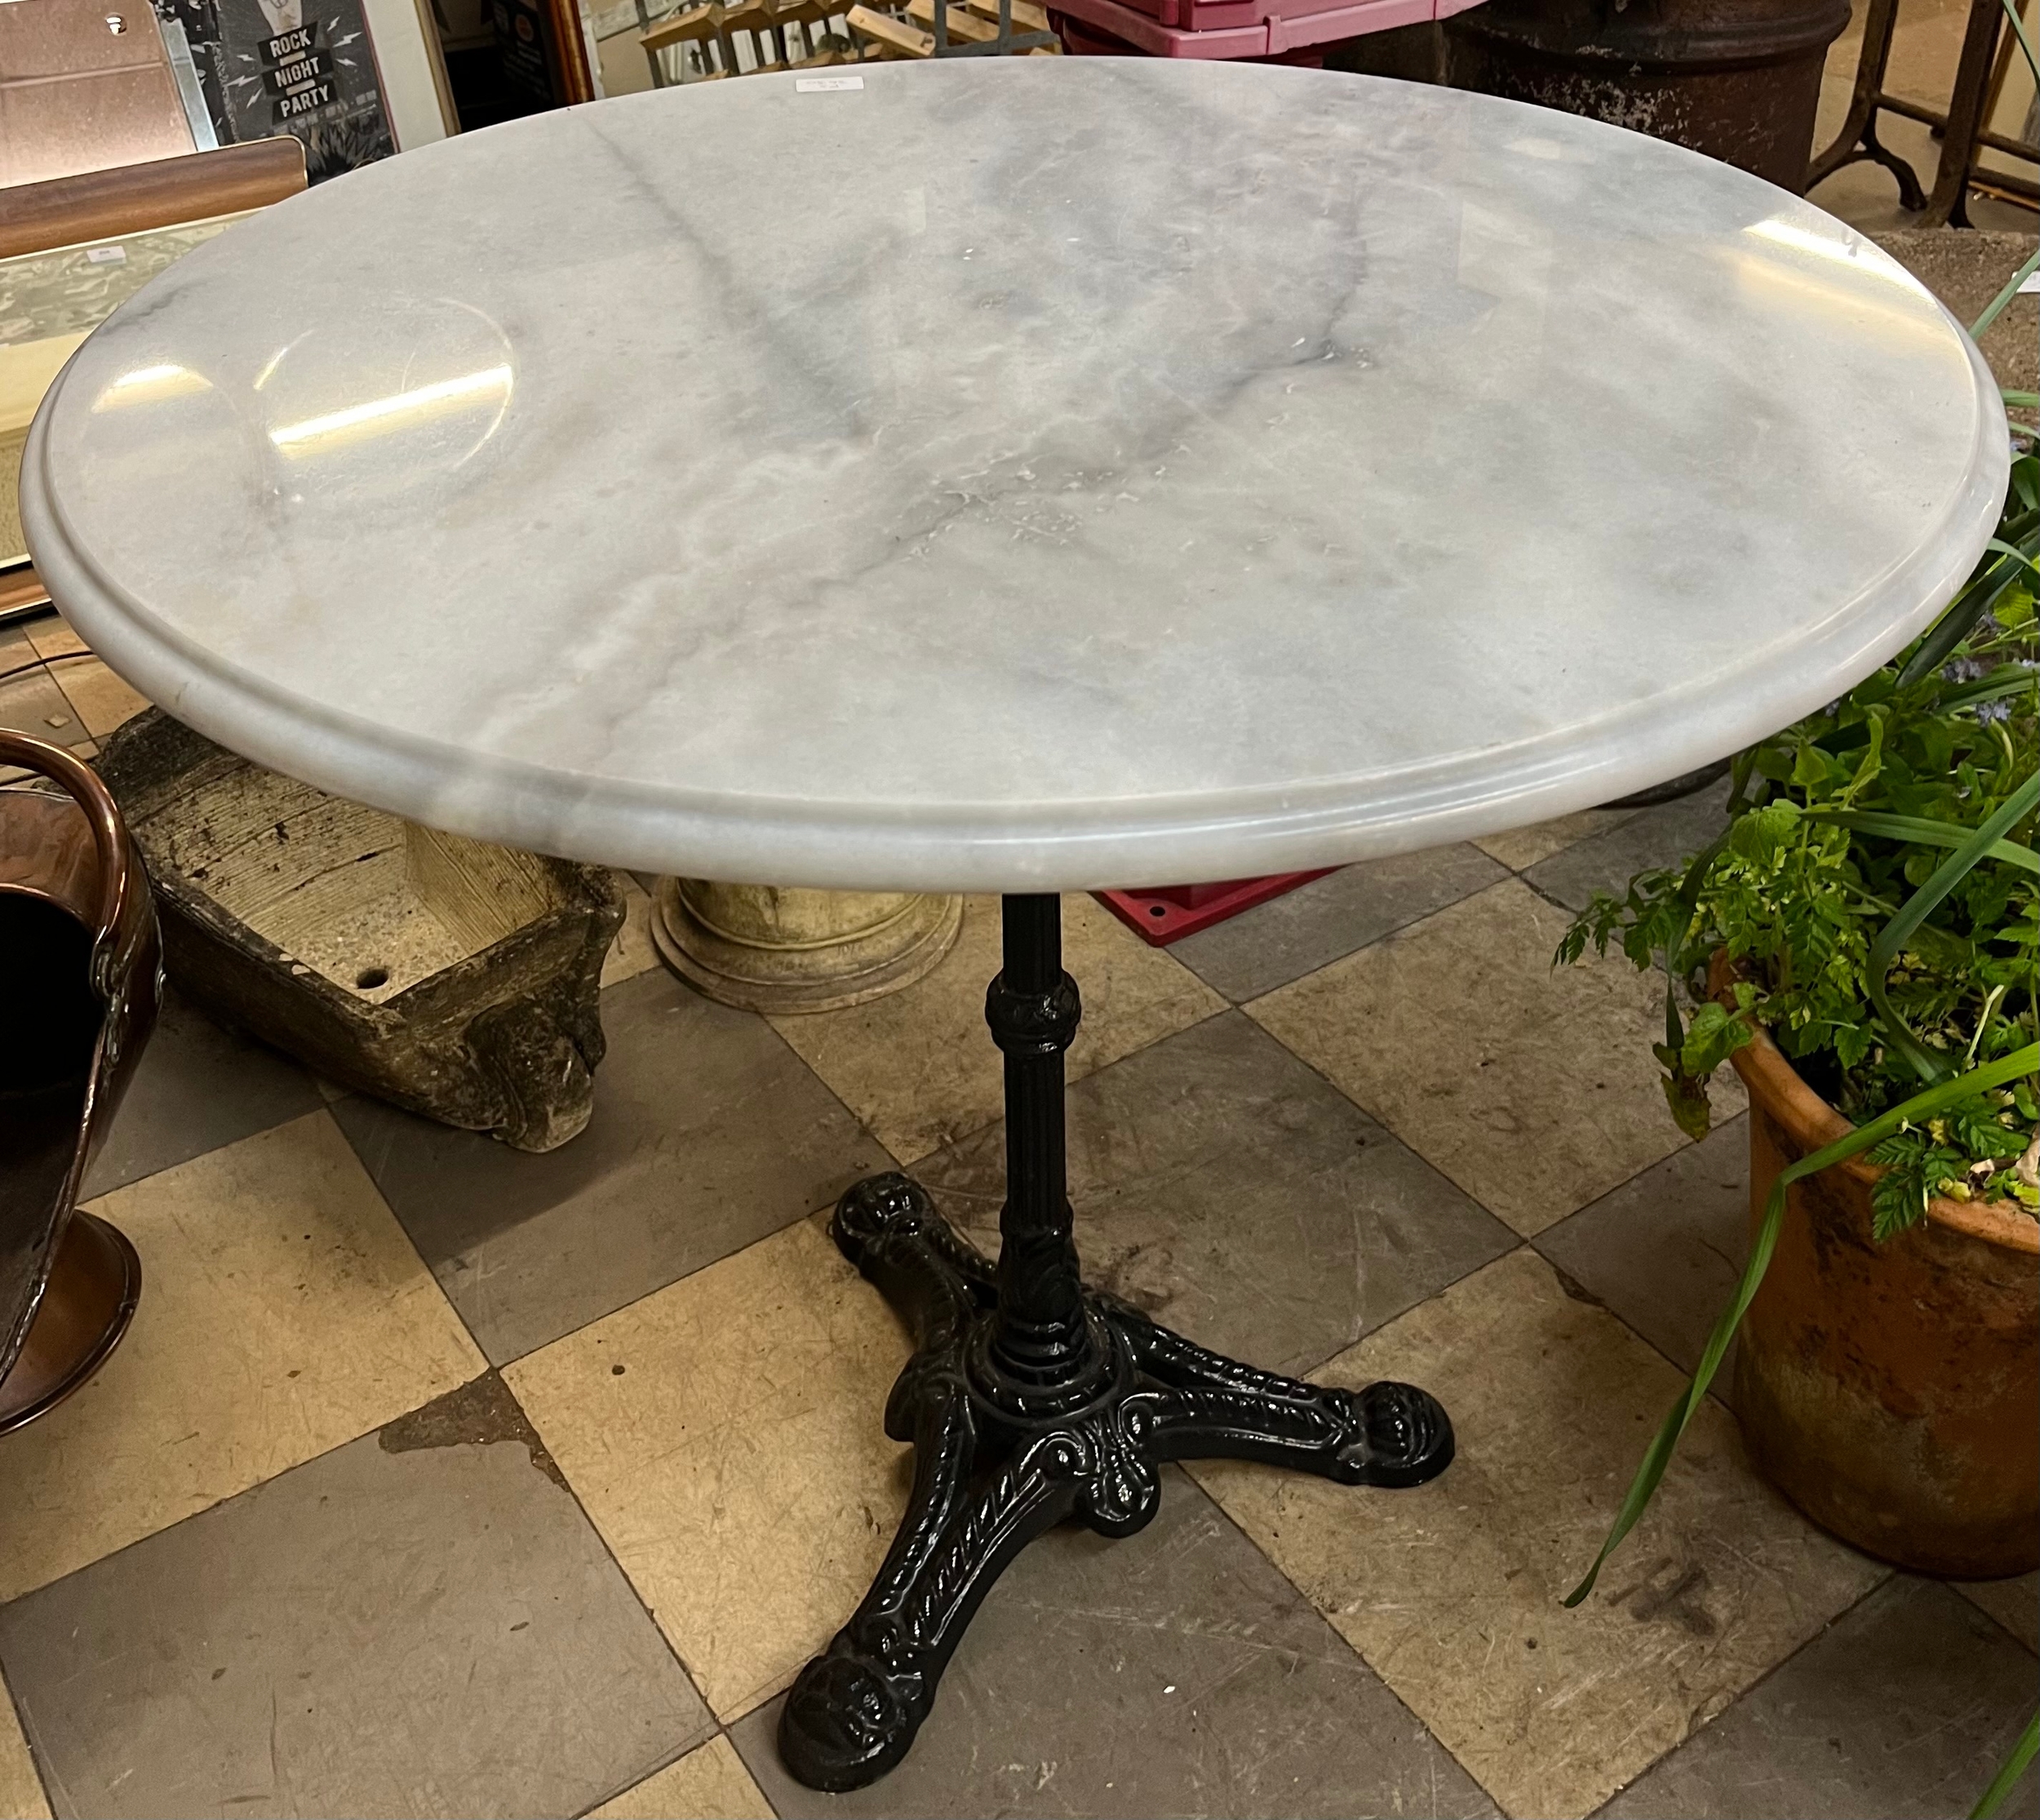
95,712,623,1152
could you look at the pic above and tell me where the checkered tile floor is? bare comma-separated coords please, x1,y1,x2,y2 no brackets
0,646,2033,1818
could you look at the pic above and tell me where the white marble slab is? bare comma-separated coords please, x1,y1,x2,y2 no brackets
23,60,2006,891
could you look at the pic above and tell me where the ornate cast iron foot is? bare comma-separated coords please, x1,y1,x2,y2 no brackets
777,1172,1454,1791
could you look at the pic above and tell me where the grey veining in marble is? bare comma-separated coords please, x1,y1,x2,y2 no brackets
24,60,2005,890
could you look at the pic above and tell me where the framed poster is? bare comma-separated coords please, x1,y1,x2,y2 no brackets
220,0,396,177
151,0,420,181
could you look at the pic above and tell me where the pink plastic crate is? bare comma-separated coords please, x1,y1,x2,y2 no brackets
1053,0,1479,60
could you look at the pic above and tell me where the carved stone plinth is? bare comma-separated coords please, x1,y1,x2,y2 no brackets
653,881,961,1014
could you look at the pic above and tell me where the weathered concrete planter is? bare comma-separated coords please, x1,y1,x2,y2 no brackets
95,712,623,1152
654,881,961,1014
1722,993,2039,1577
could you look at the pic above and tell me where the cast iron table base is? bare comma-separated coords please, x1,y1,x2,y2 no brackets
778,894,1457,1791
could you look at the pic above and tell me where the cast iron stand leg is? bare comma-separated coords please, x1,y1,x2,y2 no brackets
1804,0,1928,211
778,894,1455,1792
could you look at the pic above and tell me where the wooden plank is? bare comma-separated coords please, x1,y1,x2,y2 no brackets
719,0,779,32
644,0,843,69
0,567,50,621
0,139,305,263
961,0,1050,29
846,5,934,53
905,0,1000,40
642,2,718,48
641,0,772,51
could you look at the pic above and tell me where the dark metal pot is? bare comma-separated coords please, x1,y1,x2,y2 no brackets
1443,0,1852,190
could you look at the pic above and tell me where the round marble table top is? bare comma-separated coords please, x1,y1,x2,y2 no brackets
24,60,2007,891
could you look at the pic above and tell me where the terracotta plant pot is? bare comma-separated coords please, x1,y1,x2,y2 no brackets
1716,964,2038,1576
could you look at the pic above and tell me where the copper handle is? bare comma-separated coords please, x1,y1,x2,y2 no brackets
0,730,138,999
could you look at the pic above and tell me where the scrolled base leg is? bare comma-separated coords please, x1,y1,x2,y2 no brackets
778,1177,1454,1792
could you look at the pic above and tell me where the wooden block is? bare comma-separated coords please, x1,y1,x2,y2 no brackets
846,5,934,53
0,139,304,263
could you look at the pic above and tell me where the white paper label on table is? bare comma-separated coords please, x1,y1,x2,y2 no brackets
795,74,863,90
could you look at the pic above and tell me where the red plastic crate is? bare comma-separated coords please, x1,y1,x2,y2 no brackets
1093,870,1335,945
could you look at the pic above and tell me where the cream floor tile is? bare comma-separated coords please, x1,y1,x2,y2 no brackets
0,1112,483,1602
506,1217,915,1720
1473,808,1635,872
55,656,148,739
590,1734,774,1820
1249,878,1736,1236
1189,1249,1886,1820
20,615,84,664
769,893,1225,1164
0,1667,47,1820
601,873,663,990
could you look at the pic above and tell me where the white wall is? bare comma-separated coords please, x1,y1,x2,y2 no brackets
362,0,457,147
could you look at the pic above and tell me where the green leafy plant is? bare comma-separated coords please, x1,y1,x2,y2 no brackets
1559,446,2039,1237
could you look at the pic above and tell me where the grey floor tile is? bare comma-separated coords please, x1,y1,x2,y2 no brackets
1194,1249,1883,1820
1956,1573,2040,1654
1535,1115,1749,1398
80,985,327,1198
0,1374,712,1820
1247,879,1710,1238
1597,1577,2039,1819
332,968,894,1364
1526,778,1736,913
916,1011,1514,1379
1169,846,1507,1002
731,1467,1499,1820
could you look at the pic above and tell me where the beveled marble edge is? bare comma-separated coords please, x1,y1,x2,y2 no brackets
22,267,2007,896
